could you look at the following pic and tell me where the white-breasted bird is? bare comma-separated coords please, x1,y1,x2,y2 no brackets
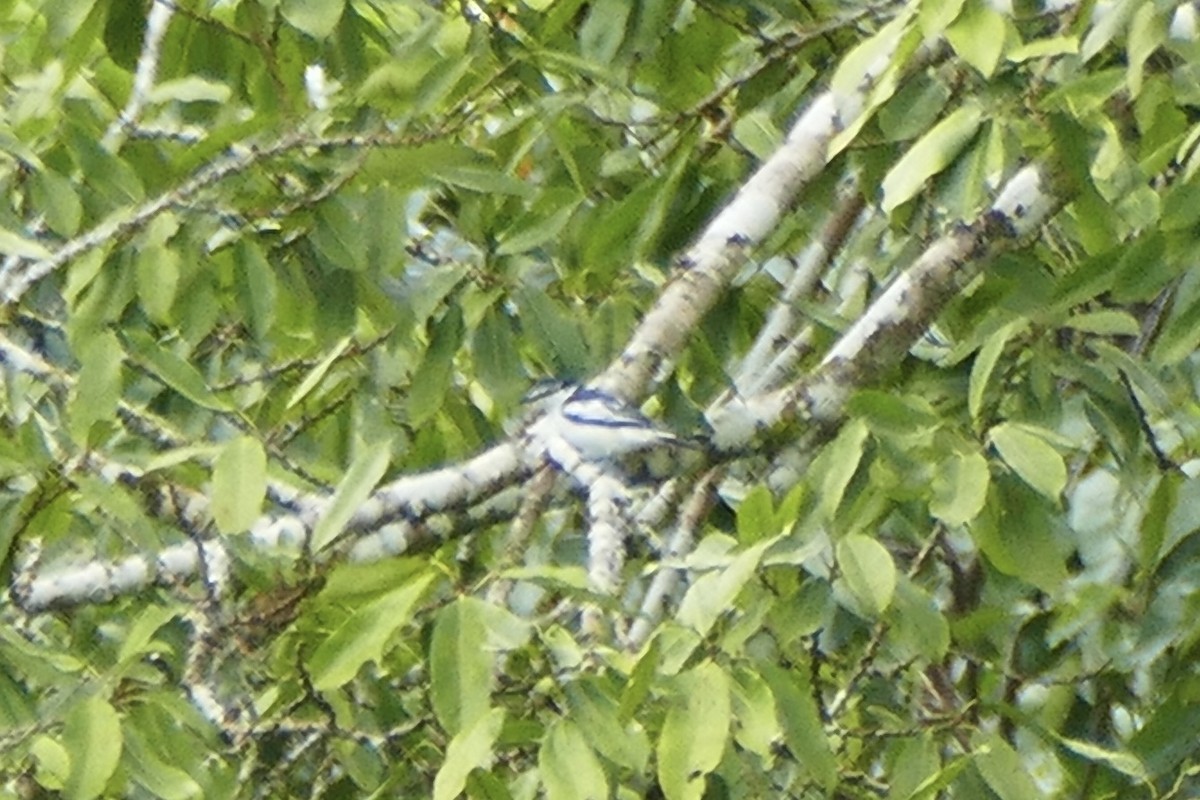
523,380,696,462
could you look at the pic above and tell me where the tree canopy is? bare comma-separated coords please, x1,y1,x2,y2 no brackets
2,0,1200,798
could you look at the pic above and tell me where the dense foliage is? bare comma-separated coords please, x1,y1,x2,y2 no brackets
2,0,1200,798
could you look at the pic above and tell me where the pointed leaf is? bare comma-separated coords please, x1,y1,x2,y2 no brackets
563,679,650,773
69,331,123,442
759,661,837,790
309,573,435,690
677,538,776,637
433,708,505,800
946,1,1006,77
408,306,464,426
539,719,609,800
122,331,229,411
989,422,1067,500
819,418,869,520
882,103,983,212
975,735,1042,800
311,439,393,551
286,336,352,410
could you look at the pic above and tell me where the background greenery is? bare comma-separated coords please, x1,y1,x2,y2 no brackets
2,0,1200,798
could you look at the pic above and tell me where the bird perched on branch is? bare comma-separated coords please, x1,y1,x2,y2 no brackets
521,380,697,463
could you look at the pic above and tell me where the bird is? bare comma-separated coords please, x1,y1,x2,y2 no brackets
524,382,696,462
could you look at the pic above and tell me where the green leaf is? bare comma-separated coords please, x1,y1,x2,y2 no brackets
115,605,178,666
1062,310,1141,336
121,331,229,411
210,436,267,534
831,9,914,102
63,695,122,800
31,168,83,237
988,422,1067,501
309,572,436,690
472,306,525,408
237,241,277,342
0,227,51,259
1058,736,1149,782
970,478,1068,591
818,418,869,520
432,708,505,800
889,578,950,661
497,202,580,257
836,533,897,616
539,719,609,800
907,754,974,800
563,679,650,773
918,0,966,38
1081,0,1136,62
281,0,345,38
758,661,837,790
408,306,464,426
436,166,533,197
311,438,393,551
969,322,1018,423
974,734,1042,800
69,331,123,443
431,597,494,735
847,390,942,438
579,0,630,63
148,77,232,105
736,485,774,543
1007,35,1079,62
930,449,990,525
677,537,777,638
946,0,1006,77
657,662,731,800
123,724,203,800
136,244,179,324
1139,473,1178,572
730,668,781,761
287,336,352,411
515,285,590,375
882,103,983,212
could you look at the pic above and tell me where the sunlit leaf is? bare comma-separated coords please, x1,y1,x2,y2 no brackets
210,436,266,534
836,533,897,616
281,0,344,38
432,708,505,800
657,661,730,800
311,439,393,551
309,573,436,690
430,597,494,735
882,103,983,212
988,422,1067,501
539,719,609,800
63,695,122,800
